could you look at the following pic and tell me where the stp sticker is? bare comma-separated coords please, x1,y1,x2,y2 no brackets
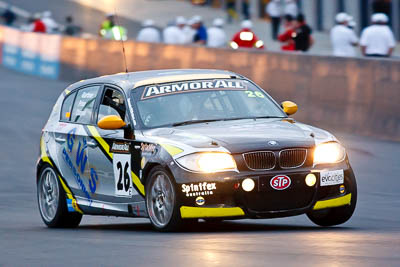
270,175,291,190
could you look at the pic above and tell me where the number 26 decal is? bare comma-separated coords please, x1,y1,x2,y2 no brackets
245,90,265,98
113,154,132,196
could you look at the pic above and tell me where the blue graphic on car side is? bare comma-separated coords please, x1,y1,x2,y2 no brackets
64,127,100,198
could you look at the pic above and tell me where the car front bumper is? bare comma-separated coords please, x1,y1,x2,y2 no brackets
174,161,355,219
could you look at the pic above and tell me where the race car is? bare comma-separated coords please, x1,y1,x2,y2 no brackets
37,69,357,231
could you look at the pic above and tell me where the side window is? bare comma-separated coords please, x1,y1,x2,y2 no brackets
60,91,76,121
70,86,100,124
97,88,127,122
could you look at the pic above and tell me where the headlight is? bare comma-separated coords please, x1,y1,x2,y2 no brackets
314,142,346,164
176,152,237,173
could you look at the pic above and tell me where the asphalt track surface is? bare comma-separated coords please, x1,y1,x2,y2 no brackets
0,66,400,266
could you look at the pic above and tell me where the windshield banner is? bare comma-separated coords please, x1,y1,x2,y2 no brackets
141,80,247,100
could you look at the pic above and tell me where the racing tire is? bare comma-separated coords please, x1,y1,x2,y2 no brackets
145,166,184,232
307,171,357,227
37,165,82,228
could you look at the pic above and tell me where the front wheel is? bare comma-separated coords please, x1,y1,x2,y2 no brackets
37,165,82,228
145,166,184,231
307,172,357,227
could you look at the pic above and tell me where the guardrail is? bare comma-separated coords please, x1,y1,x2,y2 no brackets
1,25,399,141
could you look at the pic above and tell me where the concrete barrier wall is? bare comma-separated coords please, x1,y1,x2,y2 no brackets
1,26,399,141
0,26,3,64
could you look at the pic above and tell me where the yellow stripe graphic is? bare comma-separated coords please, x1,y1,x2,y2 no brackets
87,126,145,196
160,143,183,156
313,193,352,210
180,206,245,218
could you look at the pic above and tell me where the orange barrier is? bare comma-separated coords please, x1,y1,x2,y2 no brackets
0,26,4,64
22,36,400,141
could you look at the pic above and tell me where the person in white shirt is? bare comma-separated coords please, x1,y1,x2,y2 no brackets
360,13,396,57
42,11,59,34
330,13,358,57
137,20,161,43
163,17,186,44
207,18,227,48
183,18,196,44
284,0,298,18
266,0,282,40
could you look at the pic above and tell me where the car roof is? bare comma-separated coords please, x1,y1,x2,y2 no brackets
65,69,242,93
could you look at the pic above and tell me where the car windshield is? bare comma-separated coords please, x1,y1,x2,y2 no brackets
132,79,286,128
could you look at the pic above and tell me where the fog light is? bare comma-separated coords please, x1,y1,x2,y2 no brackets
305,174,317,187
242,178,255,192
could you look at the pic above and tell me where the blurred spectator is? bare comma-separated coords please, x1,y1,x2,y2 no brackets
1,5,16,26
207,18,227,48
100,14,115,38
284,0,298,17
230,20,264,49
20,16,35,32
137,20,161,43
191,16,207,45
242,0,250,20
347,16,356,30
226,0,238,24
64,16,82,36
330,13,358,57
32,13,46,33
278,14,296,51
184,18,197,44
266,0,282,40
163,17,186,44
42,11,59,33
292,14,313,52
360,13,396,57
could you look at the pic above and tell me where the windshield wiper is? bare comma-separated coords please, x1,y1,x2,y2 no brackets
172,116,286,127
172,119,223,126
252,116,286,119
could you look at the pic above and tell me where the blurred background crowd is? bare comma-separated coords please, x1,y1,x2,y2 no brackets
0,0,398,58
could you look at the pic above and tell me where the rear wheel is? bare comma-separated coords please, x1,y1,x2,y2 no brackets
37,165,82,228
145,166,184,231
307,172,357,227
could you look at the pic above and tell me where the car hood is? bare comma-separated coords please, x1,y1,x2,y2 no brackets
142,119,336,154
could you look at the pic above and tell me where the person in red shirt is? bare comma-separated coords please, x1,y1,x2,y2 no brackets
278,15,296,51
32,14,46,33
230,20,264,49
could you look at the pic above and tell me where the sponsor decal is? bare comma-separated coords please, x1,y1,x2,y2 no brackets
195,196,205,206
141,80,247,100
63,128,99,200
340,185,345,194
270,175,291,190
141,143,156,154
66,198,79,212
182,182,216,197
320,170,344,186
110,142,130,153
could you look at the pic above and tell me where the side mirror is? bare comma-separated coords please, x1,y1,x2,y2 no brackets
98,115,126,130
281,101,298,116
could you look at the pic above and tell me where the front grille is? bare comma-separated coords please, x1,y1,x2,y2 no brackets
279,149,307,169
243,151,275,170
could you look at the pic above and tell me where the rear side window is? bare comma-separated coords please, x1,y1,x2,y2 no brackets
70,86,100,124
60,91,76,121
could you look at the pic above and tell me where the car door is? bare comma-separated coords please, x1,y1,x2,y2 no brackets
54,85,101,205
86,85,143,208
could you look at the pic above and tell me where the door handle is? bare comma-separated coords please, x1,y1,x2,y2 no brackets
87,140,97,148
55,137,66,143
